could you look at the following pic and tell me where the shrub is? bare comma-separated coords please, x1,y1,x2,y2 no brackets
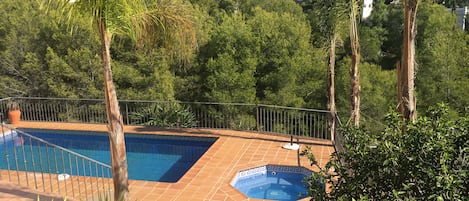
129,103,197,128
302,103,469,200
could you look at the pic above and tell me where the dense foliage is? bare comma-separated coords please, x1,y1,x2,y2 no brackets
1,0,468,124
302,104,469,200
130,103,197,128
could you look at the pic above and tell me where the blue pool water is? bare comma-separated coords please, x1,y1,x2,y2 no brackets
233,171,309,201
0,129,217,182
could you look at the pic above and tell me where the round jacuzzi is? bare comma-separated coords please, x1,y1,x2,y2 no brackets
231,165,311,201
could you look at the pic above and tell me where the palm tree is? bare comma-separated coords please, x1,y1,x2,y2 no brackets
398,0,418,121
303,0,347,141
327,33,338,141
349,0,361,127
323,1,347,140
40,0,197,200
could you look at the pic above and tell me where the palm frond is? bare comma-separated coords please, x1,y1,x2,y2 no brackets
39,0,197,62
127,0,197,62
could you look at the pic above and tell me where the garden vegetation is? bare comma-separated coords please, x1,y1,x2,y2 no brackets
302,104,468,200
0,0,468,200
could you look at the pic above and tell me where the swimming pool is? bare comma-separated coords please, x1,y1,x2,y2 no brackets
0,129,217,182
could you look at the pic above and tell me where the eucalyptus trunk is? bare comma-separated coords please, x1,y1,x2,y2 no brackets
98,19,129,201
399,0,418,121
327,35,337,142
349,0,361,127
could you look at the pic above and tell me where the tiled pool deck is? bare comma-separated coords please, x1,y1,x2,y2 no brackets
1,122,334,201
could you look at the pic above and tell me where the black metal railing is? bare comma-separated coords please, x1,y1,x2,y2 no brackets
1,97,334,140
0,123,112,200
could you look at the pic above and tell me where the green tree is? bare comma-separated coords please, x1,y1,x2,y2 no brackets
359,26,387,64
416,3,469,114
0,0,103,98
336,58,396,132
40,0,197,200
0,0,50,97
190,0,238,15
240,0,304,18
247,7,316,107
111,46,176,101
360,0,389,65
302,104,469,200
44,47,102,98
381,3,404,69
196,13,257,103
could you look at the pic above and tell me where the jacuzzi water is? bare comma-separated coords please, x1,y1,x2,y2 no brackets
233,170,309,201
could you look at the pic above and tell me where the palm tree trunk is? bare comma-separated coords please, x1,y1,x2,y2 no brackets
98,20,130,201
350,54,360,127
399,0,418,121
350,0,360,127
327,35,337,142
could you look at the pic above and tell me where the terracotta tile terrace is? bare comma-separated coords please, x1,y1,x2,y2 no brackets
1,121,334,201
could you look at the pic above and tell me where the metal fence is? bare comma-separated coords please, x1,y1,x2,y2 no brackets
0,123,112,200
0,97,333,140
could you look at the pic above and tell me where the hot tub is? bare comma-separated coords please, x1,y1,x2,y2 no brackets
231,165,311,201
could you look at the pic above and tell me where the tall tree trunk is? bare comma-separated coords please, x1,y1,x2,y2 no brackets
350,0,361,127
98,20,130,201
399,0,418,121
327,35,337,142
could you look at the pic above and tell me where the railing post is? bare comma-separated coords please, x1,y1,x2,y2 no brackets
256,104,260,133
0,115,5,181
328,111,335,142
125,101,129,125
66,101,70,122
